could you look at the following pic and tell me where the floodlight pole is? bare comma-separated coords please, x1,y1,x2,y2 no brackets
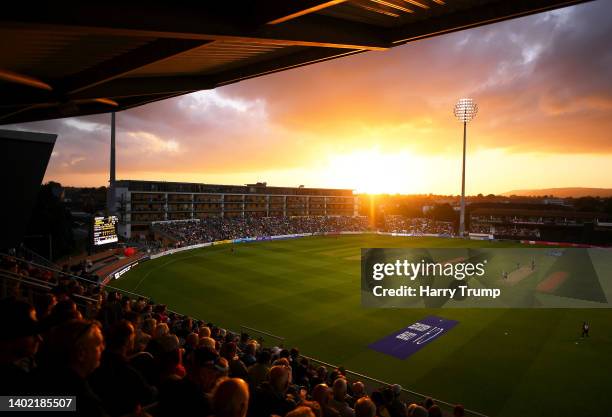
108,111,116,216
459,117,467,237
454,98,477,238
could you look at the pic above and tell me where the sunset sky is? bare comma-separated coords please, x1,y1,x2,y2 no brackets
7,1,612,195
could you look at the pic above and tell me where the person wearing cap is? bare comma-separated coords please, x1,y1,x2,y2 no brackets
0,298,42,394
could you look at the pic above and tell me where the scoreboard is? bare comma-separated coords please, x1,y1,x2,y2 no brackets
93,216,118,245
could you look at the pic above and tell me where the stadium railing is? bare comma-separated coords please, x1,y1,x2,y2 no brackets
239,325,286,347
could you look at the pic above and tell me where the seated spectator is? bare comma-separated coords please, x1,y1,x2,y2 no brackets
201,336,217,351
89,320,156,416
241,341,257,367
350,382,366,406
221,341,249,379
184,332,200,358
311,384,340,417
200,325,212,338
310,366,328,389
0,298,41,394
428,405,442,417
212,378,250,417
387,384,407,417
409,405,428,417
354,397,376,417
453,404,465,417
329,378,355,417
248,350,271,390
371,391,390,417
34,319,106,417
158,347,228,417
154,323,170,338
250,365,297,417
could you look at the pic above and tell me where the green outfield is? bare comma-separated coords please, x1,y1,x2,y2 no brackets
113,235,612,417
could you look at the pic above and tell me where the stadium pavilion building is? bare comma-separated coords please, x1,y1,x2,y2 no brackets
113,180,359,238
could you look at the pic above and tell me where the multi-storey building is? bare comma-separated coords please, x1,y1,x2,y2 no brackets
113,180,359,238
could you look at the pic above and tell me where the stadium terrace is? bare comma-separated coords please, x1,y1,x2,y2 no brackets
113,180,359,239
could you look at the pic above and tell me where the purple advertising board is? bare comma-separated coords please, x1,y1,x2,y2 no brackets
368,316,459,359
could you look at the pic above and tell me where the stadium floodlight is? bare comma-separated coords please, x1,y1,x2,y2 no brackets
453,98,478,237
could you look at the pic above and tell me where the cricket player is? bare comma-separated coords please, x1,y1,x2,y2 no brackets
582,321,590,338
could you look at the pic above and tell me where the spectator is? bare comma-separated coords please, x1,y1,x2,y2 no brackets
387,384,407,417
350,382,366,407
241,341,257,367
212,378,250,417
371,391,390,417
221,341,249,379
354,397,376,417
409,405,428,417
453,404,465,417
428,405,442,417
311,384,340,417
329,378,355,417
89,320,156,416
34,320,106,417
0,298,41,394
159,347,228,417
250,365,296,417
248,350,271,390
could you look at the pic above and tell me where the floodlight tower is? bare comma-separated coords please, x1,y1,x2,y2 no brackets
453,98,478,237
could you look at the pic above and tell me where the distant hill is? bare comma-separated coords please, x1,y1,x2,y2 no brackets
502,188,612,198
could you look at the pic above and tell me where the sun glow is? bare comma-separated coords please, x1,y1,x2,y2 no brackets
322,149,427,194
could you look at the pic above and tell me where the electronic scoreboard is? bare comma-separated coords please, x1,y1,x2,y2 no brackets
93,216,118,245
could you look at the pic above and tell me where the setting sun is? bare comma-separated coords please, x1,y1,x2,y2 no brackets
321,149,426,194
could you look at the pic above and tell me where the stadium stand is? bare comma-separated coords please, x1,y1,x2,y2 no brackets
153,216,370,248
382,216,454,236
1,250,470,417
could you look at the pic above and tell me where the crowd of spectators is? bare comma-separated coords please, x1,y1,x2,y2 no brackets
1,254,466,417
469,224,540,238
154,216,369,247
382,217,454,236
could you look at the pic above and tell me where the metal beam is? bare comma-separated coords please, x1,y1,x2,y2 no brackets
211,46,364,86
262,0,349,25
389,0,593,45
64,38,214,94
1,4,389,50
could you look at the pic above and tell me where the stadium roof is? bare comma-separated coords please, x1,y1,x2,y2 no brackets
0,0,590,124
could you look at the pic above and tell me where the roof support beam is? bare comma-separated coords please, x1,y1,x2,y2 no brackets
389,0,593,45
262,0,349,24
1,5,389,50
64,39,214,94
